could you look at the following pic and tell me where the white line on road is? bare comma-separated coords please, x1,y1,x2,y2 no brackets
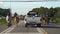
36,28,45,34
0,25,16,34
0,33,41,34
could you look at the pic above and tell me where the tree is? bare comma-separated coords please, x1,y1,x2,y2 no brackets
0,8,11,17
14,12,18,17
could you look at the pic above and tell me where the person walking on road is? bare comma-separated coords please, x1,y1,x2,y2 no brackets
13,14,19,27
41,17,46,25
6,14,11,27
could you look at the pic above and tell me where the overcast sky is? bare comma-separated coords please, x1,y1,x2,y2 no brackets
0,0,60,1
0,1,60,15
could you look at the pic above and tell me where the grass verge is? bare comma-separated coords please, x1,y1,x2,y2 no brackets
0,18,7,27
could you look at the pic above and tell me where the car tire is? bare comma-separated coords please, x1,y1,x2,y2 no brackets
25,24,28,27
37,24,41,27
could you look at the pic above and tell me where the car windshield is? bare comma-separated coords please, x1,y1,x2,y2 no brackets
28,13,39,17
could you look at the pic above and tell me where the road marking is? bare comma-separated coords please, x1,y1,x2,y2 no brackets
36,28,45,34
0,25,16,34
41,28,48,34
1,33,41,34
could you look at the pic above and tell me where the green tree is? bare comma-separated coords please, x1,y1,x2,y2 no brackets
14,12,18,17
0,8,11,17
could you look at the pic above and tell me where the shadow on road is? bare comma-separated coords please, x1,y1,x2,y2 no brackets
29,25,60,28
41,26,60,28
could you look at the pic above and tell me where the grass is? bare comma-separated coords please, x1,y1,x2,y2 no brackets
0,18,7,27
52,17,60,25
55,18,60,24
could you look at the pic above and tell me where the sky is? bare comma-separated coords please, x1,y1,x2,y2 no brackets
0,1,60,15
0,0,60,1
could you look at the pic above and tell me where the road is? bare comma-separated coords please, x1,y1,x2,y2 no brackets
0,20,60,34
0,24,8,33
0,20,45,34
44,28,60,34
42,23,60,34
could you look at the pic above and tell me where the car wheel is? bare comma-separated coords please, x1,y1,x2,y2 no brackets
25,24,28,27
37,24,41,27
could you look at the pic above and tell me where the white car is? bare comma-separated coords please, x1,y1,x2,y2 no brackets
25,12,41,27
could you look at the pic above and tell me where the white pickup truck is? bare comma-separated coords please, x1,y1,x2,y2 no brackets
25,12,42,27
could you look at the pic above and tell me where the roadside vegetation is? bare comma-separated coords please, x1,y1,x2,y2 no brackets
0,18,7,27
0,8,11,27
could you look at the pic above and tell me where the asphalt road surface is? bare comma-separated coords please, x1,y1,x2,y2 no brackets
42,23,60,34
0,20,60,34
44,28,60,34
0,20,45,34
0,24,8,33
